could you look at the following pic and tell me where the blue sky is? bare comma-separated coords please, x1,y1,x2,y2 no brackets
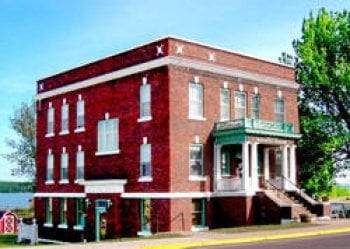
0,0,348,181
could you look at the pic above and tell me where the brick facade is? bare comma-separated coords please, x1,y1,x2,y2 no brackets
35,36,303,242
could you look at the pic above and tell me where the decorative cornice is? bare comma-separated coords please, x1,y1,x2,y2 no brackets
36,56,298,101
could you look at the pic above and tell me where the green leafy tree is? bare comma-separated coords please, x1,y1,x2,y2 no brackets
292,8,350,196
2,101,36,179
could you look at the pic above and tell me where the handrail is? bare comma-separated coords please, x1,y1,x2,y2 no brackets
265,179,284,198
280,175,302,195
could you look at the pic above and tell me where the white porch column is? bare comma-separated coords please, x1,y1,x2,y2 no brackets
251,142,258,192
282,145,289,190
242,142,250,191
263,148,270,181
290,145,297,187
213,144,222,192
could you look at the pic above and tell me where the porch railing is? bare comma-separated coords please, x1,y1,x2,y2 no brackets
214,118,294,133
217,178,243,191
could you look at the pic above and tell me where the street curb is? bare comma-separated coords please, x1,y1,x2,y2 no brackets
139,227,350,249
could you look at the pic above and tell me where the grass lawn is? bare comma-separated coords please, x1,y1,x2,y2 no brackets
210,222,316,233
0,234,19,247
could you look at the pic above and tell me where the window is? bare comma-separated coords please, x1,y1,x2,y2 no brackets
60,149,68,183
46,150,54,183
76,97,85,130
47,105,54,135
275,98,285,122
189,83,204,119
45,198,52,226
235,91,246,119
140,144,151,179
140,199,151,234
192,199,206,229
220,88,230,121
221,148,231,176
75,198,85,229
140,84,151,120
189,144,204,177
59,198,67,228
60,101,69,133
97,118,119,155
76,149,84,180
252,94,260,119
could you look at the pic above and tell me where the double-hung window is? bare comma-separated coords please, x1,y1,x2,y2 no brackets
220,88,230,121
139,84,151,120
76,148,84,181
60,148,68,183
97,117,119,155
47,104,54,136
140,143,151,180
46,150,54,183
60,100,69,134
45,198,52,226
252,94,260,119
76,96,85,131
74,198,85,230
275,97,285,122
235,91,246,119
189,144,204,178
189,83,204,119
59,198,67,228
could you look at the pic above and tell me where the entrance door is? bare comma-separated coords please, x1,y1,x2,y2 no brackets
95,199,110,242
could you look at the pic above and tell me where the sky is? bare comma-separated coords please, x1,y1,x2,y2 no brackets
0,0,349,181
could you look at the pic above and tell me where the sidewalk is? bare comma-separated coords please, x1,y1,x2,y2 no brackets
18,219,350,249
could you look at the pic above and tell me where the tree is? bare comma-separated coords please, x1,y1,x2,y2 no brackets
2,101,36,179
292,8,350,196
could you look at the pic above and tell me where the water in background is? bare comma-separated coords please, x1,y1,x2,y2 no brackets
0,192,33,210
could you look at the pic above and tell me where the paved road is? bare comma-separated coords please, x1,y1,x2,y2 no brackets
202,233,350,249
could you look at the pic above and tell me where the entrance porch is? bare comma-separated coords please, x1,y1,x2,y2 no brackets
212,118,301,195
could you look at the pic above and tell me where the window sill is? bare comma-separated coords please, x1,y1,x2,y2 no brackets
137,116,152,122
58,224,68,229
189,176,207,182
95,150,120,156
59,130,69,136
137,231,152,236
74,179,84,184
73,225,84,231
188,116,206,121
74,127,85,133
45,133,55,138
59,180,69,184
138,177,153,182
43,223,53,228
191,226,208,232
45,180,54,185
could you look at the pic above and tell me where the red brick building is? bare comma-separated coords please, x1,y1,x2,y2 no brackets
34,36,328,242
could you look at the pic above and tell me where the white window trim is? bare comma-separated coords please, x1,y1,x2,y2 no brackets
220,88,230,122
189,144,204,178
188,115,207,121
189,176,207,182
59,130,70,136
45,133,55,138
58,224,68,229
45,180,54,185
138,176,153,182
137,116,153,122
74,127,86,133
188,82,205,120
59,179,69,184
73,225,84,231
137,231,152,236
95,150,120,156
43,223,53,228
191,226,209,232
